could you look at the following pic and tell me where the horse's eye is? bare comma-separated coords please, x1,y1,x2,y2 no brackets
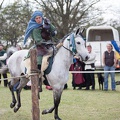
77,42,81,44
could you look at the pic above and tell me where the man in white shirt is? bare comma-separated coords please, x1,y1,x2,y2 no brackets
84,44,96,90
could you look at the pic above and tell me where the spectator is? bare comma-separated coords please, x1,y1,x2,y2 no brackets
84,44,96,90
70,56,85,90
0,44,8,87
103,43,117,91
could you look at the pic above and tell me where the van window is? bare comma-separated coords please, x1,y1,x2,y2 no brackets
88,29,114,41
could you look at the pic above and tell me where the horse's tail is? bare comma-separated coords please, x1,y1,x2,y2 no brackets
0,64,8,74
7,46,18,58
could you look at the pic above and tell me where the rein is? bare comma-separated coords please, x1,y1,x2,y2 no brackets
62,45,84,61
62,45,76,56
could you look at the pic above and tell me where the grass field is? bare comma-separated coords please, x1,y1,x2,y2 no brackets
0,73,120,120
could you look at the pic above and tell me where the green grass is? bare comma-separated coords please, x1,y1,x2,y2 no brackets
0,73,120,120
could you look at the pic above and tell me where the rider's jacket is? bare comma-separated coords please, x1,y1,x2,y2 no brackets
31,21,57,65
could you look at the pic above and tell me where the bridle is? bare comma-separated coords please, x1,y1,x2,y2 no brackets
62,33,77,56
62,33,85,60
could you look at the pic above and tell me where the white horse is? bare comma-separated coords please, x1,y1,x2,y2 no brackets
7,28,89,120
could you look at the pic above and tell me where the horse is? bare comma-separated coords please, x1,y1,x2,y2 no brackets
7,28,89,120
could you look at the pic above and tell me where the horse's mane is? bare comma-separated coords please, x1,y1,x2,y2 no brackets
59,32,72,43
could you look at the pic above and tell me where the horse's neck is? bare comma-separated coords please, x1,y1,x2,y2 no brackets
54,40,73,70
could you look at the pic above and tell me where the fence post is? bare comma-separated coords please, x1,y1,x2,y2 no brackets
30,49,40,120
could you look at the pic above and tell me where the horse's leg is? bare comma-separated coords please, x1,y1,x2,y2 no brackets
14,88,22,112
42,91,55,114
42,106,55,115
42,89,63,120
8,81,17,108
14,75,29,112
53,90,63,120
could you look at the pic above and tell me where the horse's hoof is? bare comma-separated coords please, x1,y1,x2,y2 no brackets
42,110,47,114
55,115,62,120
55,117,62,120
14,107,19,113
10,103,16,108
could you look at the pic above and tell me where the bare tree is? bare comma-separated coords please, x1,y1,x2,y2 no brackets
0,0,105,46
0,1,33,46
0,0,4,9
31,0,103,38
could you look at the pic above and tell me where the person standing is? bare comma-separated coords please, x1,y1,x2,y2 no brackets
0,44,8,87
84,44,96,90
103,43,117,91
70,56,85,90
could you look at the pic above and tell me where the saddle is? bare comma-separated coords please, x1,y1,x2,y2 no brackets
39,42,55,80
39,41,63,80
24,41,63,82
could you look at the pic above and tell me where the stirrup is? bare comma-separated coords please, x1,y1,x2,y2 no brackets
38,77,42,92
38,85,42,92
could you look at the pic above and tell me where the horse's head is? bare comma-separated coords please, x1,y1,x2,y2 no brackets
70,28,89,61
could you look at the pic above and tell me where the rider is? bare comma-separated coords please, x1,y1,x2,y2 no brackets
23,11,57,91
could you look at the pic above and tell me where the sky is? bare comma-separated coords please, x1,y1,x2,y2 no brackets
95,0,120,21
1,0,120,24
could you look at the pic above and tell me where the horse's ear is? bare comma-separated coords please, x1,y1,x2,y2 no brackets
81,28,85,34
75,28,85,35
75,28,81,35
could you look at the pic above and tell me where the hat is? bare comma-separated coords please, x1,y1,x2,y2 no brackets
31,11,43,21
23,11,43,45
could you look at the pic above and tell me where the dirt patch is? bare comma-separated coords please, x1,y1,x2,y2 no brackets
0,109,8,115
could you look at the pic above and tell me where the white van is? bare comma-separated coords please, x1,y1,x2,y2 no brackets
86,26,120,69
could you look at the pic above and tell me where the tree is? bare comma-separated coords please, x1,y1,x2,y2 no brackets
0,0,4,9
0,0,105,46
0,1,32,46
31,0,104,38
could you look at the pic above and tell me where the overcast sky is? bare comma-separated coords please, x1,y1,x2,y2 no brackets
1,0,120,23
95,0,120,23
